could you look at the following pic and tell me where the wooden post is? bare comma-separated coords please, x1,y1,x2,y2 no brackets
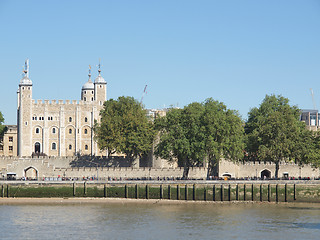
125,184,128,198
213,185,216,201
284,183,287,202
73,182,76,197
293,184,296,201
146,185,149,199
84,181,87,196
204,186,207,201
221,184,224,201
243,184,246,201
160,184,163,199
228,184,231,201
1,185,4,198
135,184,139,199
177,185,180,200
168,185,171,200
276,184,279,202
260,184,263,202
236,184,239,201
104,184,107,198
193,184,196,201
268,184,271,202
251,184,254,201
185,185,188,201
7,185,9,198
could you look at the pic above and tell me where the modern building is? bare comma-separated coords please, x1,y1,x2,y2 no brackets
300,109,320,131
16,60,107,157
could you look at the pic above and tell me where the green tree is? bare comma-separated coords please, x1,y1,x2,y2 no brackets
202,98,244,177
155,102,206,178
0,112,6,138
155,99,244,179
94,96,155,163
245,94,315,178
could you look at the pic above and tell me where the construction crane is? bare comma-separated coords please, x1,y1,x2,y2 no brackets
310,88,317,110
140,85,148,104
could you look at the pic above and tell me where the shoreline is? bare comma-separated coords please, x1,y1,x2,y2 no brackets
0,197,318,205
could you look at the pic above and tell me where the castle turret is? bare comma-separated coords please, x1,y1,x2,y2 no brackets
81,65,95,102
17,59,33,156
94,62,107,106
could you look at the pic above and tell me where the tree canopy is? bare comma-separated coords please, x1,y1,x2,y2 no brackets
155,98,244,178
94,96,156,161
0,112,6,139
245,94,316,178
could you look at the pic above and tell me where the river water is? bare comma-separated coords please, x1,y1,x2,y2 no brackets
0,200,320,239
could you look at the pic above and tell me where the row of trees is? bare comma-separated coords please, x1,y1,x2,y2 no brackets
94,95,320,178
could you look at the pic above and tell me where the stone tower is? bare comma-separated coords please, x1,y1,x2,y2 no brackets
94,64,107,106
17,59,33,157
81,66,95,102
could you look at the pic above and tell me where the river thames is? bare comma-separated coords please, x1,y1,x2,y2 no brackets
0,199,319,239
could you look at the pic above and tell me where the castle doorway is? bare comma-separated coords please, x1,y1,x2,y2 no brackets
24,167,38,180
261,169,271,179
35,142,41,153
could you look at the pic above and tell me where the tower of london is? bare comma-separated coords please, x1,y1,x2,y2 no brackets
17,60,107,157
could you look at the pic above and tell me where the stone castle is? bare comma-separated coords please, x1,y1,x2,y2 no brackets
0,60,319,180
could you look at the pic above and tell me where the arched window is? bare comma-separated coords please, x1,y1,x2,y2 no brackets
84,97,86,101
52,128,56,134
69,144,72,150
69,117,72,122
91,97,94,101
69,129,72,134
52,142,56,150
84,129,88,134
84,91,87,94
85,117,88,122
36,128,39,134
85,145,88,150
91,91,94,94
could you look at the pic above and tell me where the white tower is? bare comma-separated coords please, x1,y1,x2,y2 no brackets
81,65,95,102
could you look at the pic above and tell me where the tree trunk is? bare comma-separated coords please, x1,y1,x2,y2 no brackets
182,159,190,179
207,157,219,179
275,161,280,179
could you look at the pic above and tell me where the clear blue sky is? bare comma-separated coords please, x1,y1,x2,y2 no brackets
0,0,319,124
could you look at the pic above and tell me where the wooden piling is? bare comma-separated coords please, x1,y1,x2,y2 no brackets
284,183,287,202
177,185,180,200
160,184,163,199
104,184,107,198
268,184,271,202
73,182,76,197
125,184,128,198
146,185,149,199
260,184,263,202
251,184,254,201
236,184,239,201
135,184,139,199
243,184,246,201
185,185,188,200
213,185,216,201
276,184,279,202
84,181,87,196
228,184,231,201
168,185,171,200
293,184,296,201
221,184,224,201
193,184,196,201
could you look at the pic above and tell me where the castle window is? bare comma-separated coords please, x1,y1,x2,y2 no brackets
85,117,88,122
9,146,13,151
69,144,72,150
84,91,87,94
69,117,72,122
69,129,72,134
36,128,40,134
92,91,94,94
100,85,102,88
84,97,86,101
85,145,88,150
51,117,53,120
32,117,34,120
52,128,56,134
22,87,24,90
48,117,50,120
52,142,56,150
91,97,93,101
9,137,13,142
0,145,3,151
84,129,88,134
25,122,28,126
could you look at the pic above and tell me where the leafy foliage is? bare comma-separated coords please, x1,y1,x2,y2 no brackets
0,112,6,139
94,96,156,160
245,94,316,178
155,99,244,178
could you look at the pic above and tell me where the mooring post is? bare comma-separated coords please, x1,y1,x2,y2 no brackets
168,185,171,200
160,184,163,199
260,184,263,202
7,185,9,198
243,184,246,201
73,182,76,197
185,185,188,201
228,184,231,201
293,184,296,201
276,184,279,202
125,184,128,198
104,184,107,198
236,184,239,201
268,184,271,202
193,184,196,201
135,184,139,199
213,185,216,201
251,184,254,201
177,184,180,200
284,183,287,202
204,186,207,201
84,181,87,196
221,184,224,201
146,185,149,199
